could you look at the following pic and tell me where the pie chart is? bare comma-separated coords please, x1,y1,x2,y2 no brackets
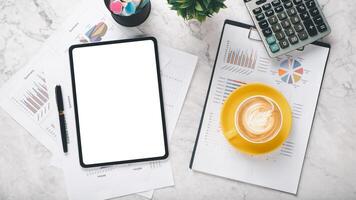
278,58,304,84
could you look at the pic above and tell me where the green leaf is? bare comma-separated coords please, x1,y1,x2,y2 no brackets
167,0,226,22
195,2,203,11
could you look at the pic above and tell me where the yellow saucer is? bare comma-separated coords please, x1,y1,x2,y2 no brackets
220,83,292,155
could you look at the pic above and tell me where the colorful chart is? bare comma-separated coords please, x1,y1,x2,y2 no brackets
80,22,108,43
225,48,257,69
12,71,50,121
278,58,304,84
213,77,245,104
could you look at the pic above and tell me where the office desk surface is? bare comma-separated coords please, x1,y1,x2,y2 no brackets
0,0,355,199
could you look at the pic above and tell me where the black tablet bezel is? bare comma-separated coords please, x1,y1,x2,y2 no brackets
69,37,169,168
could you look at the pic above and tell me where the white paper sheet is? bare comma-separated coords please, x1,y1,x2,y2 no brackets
137,190,154,199
190,24,330,194
0,51,60,154
0,0,198,199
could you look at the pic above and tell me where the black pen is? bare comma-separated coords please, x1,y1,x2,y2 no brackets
55,85,68,153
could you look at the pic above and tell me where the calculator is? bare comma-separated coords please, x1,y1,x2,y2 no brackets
244,0,331,57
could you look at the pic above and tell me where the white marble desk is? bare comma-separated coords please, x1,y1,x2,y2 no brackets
0,0,355,199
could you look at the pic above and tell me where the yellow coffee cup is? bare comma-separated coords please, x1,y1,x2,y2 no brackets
220,83,292,155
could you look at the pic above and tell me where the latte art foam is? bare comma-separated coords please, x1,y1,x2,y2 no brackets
236,96,282,143
244,104,275,135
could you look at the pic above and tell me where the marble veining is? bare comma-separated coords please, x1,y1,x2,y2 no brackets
0,0,356,199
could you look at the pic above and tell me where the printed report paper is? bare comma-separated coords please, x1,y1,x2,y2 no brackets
190,23,330,194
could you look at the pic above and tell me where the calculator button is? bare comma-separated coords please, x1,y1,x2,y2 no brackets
281,19,291,28
317,23,328,33
256,0,267,5
287,8,297,16
313,15,324,25
300,12,310,21
305,0,316,9
298,31,309,40
303,19,318,36
288,35,299,44
277,11,287,20
294,23,304,32
256,13,265,21
293,0,302,5
272,23,283,32
268,16,279,24
309,7,319,17
275,5,284,13
285,27,295,36
272,0,281,7
253,7,263,14
262,3,272,10
284,1,293,9
275,31,286,40
262,27,273,36
296,4,307,13
259,20,269,29
265,9,275,17
266,36,277,44
290,15,301,24
279,39,290,49
269,43,280,53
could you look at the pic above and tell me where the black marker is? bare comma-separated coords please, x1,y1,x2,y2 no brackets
55,85,68,153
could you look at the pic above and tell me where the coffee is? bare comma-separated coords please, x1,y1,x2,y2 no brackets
235,96,282,143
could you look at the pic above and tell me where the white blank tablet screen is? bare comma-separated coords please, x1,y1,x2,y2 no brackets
71,39,167,166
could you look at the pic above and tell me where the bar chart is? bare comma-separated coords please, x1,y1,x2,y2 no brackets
12,72,50,121
213,77,246,105
225,49,257,69
222,41,258,75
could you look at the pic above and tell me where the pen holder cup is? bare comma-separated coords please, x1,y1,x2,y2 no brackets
104,0,151,27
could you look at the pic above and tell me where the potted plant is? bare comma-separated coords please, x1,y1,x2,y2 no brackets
167,0,227,22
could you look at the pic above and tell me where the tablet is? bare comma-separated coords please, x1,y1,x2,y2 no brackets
69,37,168,168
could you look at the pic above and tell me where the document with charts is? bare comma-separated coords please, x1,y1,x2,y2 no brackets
0,0,197,199
190,21,330,194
